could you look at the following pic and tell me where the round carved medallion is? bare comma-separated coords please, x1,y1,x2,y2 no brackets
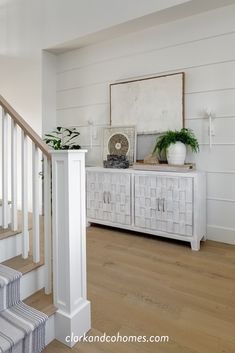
108,133,129,156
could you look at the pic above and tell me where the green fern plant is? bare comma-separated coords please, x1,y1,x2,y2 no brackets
153,128,199,155
44,127,81,150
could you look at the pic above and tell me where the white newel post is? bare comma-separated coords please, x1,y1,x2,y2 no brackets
51,150,91,347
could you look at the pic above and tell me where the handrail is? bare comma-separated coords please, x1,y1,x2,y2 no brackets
0,95,51,159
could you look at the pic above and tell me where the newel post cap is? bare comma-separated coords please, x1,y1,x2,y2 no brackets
50,149,87,155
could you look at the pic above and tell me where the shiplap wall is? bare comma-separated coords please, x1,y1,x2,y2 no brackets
55,4,235,244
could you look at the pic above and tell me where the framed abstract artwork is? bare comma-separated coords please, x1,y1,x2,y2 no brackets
110,72,184,134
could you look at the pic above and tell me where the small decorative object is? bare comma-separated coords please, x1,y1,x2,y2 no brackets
44,126,80,150
153,128,199,166
103,126,136,165
133,162,195,172
103,155,129,169
143,154,159,165
167,141,186,165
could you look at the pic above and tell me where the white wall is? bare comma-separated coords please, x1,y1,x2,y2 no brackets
42,0,190,49
42,51,57,134
0,0,190,134
0,0,232,132
56,4,235,245
0,0,191,208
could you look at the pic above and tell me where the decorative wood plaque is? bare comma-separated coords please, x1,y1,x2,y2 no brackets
103,126,136,165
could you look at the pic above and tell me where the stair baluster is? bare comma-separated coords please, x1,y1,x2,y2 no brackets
11,119,18,231
32,143,40,263
44,155,52,294
2,109,8,229
21,130,29,258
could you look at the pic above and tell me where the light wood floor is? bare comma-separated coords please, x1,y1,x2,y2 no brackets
44,225,235,353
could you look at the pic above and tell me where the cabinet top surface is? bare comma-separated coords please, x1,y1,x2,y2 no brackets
86,166,205,177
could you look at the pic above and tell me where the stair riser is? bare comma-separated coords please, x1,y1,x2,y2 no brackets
0,233,22,262
46,315,55,345
21,267,56,345
20,265,46,300
0,204,11,226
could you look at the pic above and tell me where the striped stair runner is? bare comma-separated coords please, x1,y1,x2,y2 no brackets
0,264,48,353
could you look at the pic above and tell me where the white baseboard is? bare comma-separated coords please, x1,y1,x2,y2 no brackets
45,314,55,345
207,225,235,245
55,300,91,348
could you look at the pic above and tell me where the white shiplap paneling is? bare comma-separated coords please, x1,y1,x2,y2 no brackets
184,60,235,94
185,89,235,119
187,145,235,172
207,199,235,229
57,103,109,126
56,4,235,73
207,173,235,200
57,32,235,92
56,83,109,109
55,5,235,244
186,117,235,145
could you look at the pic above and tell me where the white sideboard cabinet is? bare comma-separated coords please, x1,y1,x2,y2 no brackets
86,167,206,250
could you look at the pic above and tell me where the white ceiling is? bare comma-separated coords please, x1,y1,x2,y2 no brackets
48,0,235,53
1,0,235,54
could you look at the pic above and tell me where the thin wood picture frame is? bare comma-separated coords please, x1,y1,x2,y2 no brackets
110,72,185,134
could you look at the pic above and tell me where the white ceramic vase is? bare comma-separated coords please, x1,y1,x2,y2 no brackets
166,141,186,165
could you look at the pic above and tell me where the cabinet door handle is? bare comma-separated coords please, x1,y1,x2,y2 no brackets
157,198,160,211
162,198,165,212
103,191,106,203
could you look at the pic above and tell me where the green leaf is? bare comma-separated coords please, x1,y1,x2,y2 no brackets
44,127,80,150
153,128,199,155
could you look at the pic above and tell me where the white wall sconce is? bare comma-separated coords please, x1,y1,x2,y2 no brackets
205,109,215,149
88,119,98,149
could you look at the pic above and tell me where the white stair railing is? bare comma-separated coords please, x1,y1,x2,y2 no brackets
0,95,52,294
2,109,8,229
11,119,18,231
43,155,52,294
21,130,29,258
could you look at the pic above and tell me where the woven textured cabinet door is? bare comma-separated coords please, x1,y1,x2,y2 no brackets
86,167,206,251
135,175,193,236
86,171,131,225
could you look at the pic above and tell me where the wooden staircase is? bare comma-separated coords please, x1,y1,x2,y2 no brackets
0,95,90,350
0,214,57,346
0,95,55,349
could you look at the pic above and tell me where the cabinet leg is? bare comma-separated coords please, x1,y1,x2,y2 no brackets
202,234,207,241
191,239,200,251
86,221,91,228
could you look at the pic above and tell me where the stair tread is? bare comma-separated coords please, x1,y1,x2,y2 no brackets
2,255,44,275
0,211,33,240
24,289,57,317
0,228,20,240
1,213,45,274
